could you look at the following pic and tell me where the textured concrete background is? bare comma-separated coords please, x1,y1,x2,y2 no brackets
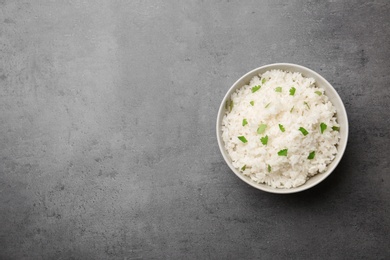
0,0,389,259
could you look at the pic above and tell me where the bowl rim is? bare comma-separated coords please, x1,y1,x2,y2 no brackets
216,63,349,194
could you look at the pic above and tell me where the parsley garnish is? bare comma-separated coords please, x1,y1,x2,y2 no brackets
307,151,315,160
238,136,248,143
278,149,288,156
267,164,271,172
315,91,322,96
299,127,309,136
250,101,254,106
241,165,246,171
257,124,267,134
320,122,327,134
242,119,248,126
262,78,266,84
251,85,261,93
332,126,340,131
260,135,268,145
279,124,285,132
289,87,296,96
225,100,234,112
275,87,282,92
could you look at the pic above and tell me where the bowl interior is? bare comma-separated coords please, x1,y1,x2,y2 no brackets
216,63,349,194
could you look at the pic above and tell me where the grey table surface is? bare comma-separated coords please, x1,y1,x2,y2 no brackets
1,1,389,259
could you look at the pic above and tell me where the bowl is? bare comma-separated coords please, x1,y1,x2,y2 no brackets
216,63,349,194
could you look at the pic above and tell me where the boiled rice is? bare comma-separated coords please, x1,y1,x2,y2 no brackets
222,70,340,188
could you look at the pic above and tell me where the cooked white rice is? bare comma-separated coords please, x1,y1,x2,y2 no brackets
222,70,340,188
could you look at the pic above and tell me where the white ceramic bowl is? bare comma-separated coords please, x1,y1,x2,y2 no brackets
216,63,349,194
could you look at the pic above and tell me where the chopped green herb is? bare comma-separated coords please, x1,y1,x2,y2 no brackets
279,124,285,132
225,100,234,112
315,91,322,96
262,78,266,84
267,164,271,172
242,119,248,126
241,165,246,171
290,106,294,113
304,102,310,110
299,127,309,136
307,151,315,160
320,122,327,134
265,102,271,108
275,87,282,92
257,124,267,134
289,87,296,96
278,149,288,156
260,135,268,145
250,101,254,106
251,85,261,93
332,126,340,131
238,136,248,143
